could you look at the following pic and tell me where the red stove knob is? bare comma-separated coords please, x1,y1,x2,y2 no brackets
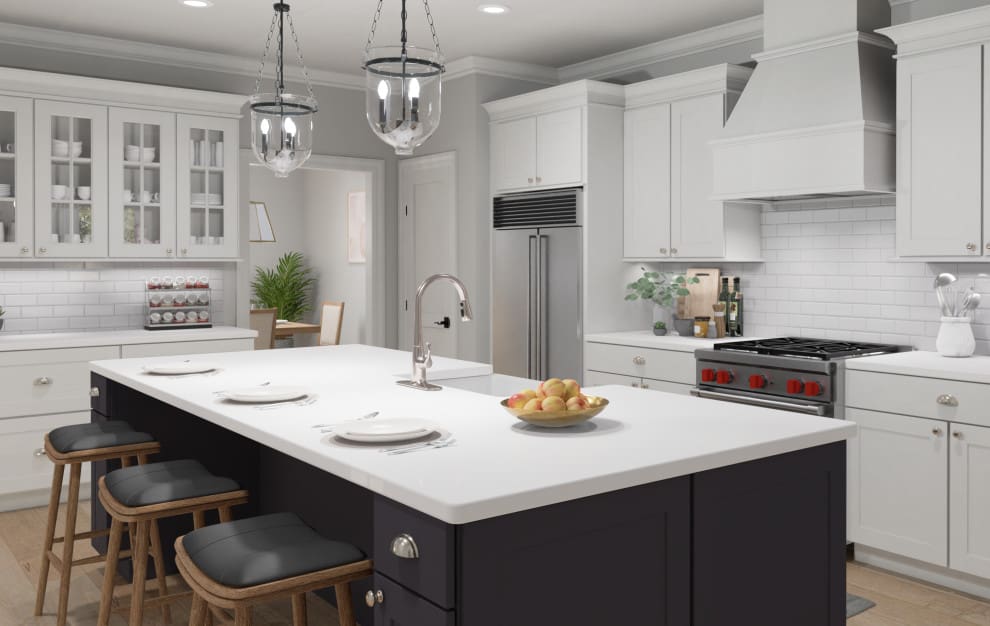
804,381,823,397
716,370,734,385
748,374,767,389
701,368,716,383
786,379,804,395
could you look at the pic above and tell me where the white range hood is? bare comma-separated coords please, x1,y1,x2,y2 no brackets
711,0,896,202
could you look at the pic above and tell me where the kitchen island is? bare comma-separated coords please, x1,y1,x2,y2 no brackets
90,344,854,626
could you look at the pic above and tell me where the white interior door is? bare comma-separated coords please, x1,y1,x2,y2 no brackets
398,152,458,357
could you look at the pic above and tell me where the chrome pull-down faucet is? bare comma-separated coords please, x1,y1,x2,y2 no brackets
397,274,473,391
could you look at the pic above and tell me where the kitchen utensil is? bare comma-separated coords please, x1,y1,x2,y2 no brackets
934,273,957,316
387,438,457,455
222,386,309,404
380,434,451,454
965,291,981,313
142,361,218,375
501,396,608,428
712,303,727,338
336,418,435,443
678,268,721,320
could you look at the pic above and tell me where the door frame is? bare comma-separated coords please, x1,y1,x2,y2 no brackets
398,151,458,352
238,150,387,347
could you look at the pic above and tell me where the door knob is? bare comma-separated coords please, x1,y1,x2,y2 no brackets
932,427,942,437
365,589,384,607
34,448,46,457
967,243,977,252
433,316,451,329
953,431,964,439
34,377,52,386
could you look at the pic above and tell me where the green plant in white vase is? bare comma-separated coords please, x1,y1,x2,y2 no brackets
625,269,699,334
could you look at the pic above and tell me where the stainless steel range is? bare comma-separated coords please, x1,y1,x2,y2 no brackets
692,338,912,418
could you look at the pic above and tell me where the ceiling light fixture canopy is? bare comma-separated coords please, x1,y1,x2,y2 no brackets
363,0,445,156
478,4,509,14
181,0,213,7
249,1,318,178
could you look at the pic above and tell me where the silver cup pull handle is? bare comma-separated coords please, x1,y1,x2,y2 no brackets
390,533,420,559
34,377,52,386
34,448,46,457
937,394,958,407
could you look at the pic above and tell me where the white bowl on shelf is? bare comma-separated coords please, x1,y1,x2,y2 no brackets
71,142,83,158
52,140,69,157
142,147,156,162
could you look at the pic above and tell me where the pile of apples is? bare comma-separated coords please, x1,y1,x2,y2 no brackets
507,378,599,413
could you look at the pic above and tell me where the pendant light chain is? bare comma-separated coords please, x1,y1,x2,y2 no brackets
365,0,385,55
286,12,316,102
422,0,443,59
253,12,279,95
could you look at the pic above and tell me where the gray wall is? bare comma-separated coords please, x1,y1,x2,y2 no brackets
892,0,990,24
247,165,306,273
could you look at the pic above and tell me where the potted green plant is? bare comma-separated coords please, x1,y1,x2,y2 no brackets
624,269,699,336
251,252,316,322
653,321,667,336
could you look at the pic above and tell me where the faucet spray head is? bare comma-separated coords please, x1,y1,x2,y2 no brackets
459,300,473,322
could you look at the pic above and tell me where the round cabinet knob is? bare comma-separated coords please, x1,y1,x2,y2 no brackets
632,356,646,366
641,383,649,389
34,448,46,457
986,243,990,251
181,248,188,256
932,427,943,437
659,248,668,255
804,381,823,397
631,382,640,388
390,533,420,559
715,370,733,385
365,591,376,608
376,590,384,604
39,247,47,254
700,368,716,383
786,379,804,395
936,394,958,407
20,246,28,254
34,377,52,386
90,387,100,398
166,248,173,255
967,243,978,252
527,177,534,184
535,176,542,183
748,374,767,389
670,248,678,255
953,431,964,439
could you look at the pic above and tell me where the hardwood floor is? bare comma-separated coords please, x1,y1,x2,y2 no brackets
1,502,342,625
2,502,989,625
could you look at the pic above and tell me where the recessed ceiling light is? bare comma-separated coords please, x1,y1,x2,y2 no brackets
478,4,510,15
181,0,213,7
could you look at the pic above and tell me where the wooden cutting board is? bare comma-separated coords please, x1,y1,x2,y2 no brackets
677,268,721,319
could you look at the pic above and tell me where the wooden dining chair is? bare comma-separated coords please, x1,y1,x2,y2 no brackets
319,301,345,346
249,308,278,350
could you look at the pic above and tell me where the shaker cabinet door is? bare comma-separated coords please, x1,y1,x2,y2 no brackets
535,107,582,188
896,45,982,257
491,117,536,192
623,103,671,259
0,95,34,258
847,408,948,566
949,423,990,578
371,574,455,626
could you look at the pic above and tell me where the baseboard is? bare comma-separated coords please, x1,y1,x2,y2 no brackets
855,545,990,600
0,483,92,513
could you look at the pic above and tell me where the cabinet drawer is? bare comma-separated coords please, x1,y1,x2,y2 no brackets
585,342,695,385
371,573,455,626
846,370,990,427
0,346,118,419
584,370,641,388
0,412,92,497
373,496,455,610
120,338,254,359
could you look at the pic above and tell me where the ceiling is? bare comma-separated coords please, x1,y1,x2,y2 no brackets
0,0,762,76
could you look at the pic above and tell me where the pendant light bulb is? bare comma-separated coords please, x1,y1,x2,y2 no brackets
260,118,271,135
408,77,421,99
377,80,390,100
283,116,297,135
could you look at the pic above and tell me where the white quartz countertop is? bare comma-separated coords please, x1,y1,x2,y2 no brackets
847,350,990,384
0,326,257,352
585,330,755,352
91,344,854,524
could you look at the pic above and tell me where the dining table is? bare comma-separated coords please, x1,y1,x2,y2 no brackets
274,320,322,340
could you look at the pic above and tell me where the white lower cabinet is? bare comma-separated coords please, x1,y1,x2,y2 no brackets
847,408,948,566
584,341,695,394
949,423,990,578
0,412,92,510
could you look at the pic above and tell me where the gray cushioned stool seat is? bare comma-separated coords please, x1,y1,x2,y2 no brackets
104,459,240,507
49,421,155,454
182,512,366,588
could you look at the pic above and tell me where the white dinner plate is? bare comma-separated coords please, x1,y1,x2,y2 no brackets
336,418,435,443
222,386,309,404
142,361,219,375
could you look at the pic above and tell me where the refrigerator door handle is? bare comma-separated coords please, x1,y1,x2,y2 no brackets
539,234,549,379
528,235,538,379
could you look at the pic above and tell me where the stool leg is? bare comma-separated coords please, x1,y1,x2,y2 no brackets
234,607,252,626
334,583,355,626
34,461,65,616
137,453,150,465
128,520,150,626
193,511,206,530
188,594,208,626
55,462,82,626
98,518,124,626
291,593,307,626
149,520,171,624
218,506,233,523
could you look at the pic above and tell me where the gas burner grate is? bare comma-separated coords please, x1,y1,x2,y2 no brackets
713,337,905,360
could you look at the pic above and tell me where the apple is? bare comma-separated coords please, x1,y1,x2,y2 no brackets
562,379,581,399
541,378,566,398
566,395,587,411
507,393,529,409
523,398,543,412
541,396,566,412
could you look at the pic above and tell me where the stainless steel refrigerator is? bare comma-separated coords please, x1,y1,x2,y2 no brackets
492,188,582,381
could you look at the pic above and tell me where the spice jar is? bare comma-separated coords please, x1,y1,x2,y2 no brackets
694,316,711,338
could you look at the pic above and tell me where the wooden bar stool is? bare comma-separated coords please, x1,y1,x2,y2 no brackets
35,421,160,626
97,459,249,626
175,512,373,626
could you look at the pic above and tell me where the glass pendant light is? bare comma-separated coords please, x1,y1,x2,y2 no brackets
363,0,445,156
249,2,317,178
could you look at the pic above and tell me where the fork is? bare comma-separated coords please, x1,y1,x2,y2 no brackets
387,438,457,455
256,395,318,411
381,436,452,454
317,412,380,432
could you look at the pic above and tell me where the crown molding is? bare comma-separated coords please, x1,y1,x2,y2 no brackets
878,4,990,56
444,56,558,85
482,80,625,121
0,21,367,90
558,14,763,82
624,64,752,109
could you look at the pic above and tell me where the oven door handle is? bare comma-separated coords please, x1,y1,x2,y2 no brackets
690,389,828,417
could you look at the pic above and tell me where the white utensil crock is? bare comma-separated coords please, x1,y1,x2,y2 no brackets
936,316,975,358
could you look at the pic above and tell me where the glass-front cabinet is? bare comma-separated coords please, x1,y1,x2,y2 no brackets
109,108,176,257
0,95,33,258
177,115,239,259
34,100,108,257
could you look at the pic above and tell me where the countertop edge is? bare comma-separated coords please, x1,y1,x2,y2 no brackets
0,326,258,352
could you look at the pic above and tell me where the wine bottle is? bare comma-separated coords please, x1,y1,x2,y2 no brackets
727,279,739,337
732,277,744,337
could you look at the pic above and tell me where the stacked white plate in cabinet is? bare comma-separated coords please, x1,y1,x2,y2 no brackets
336,418,436,443
0,184,10,198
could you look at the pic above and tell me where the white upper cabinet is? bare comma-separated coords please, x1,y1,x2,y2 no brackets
949,423,990,578
622,65,760,261
623,103,671,259
176,114,239,259
490,107,583,192
34,100,108,258
0,95,33,259
109,108,176,258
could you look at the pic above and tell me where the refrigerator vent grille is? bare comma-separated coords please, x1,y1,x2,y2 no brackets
493,189,579,228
